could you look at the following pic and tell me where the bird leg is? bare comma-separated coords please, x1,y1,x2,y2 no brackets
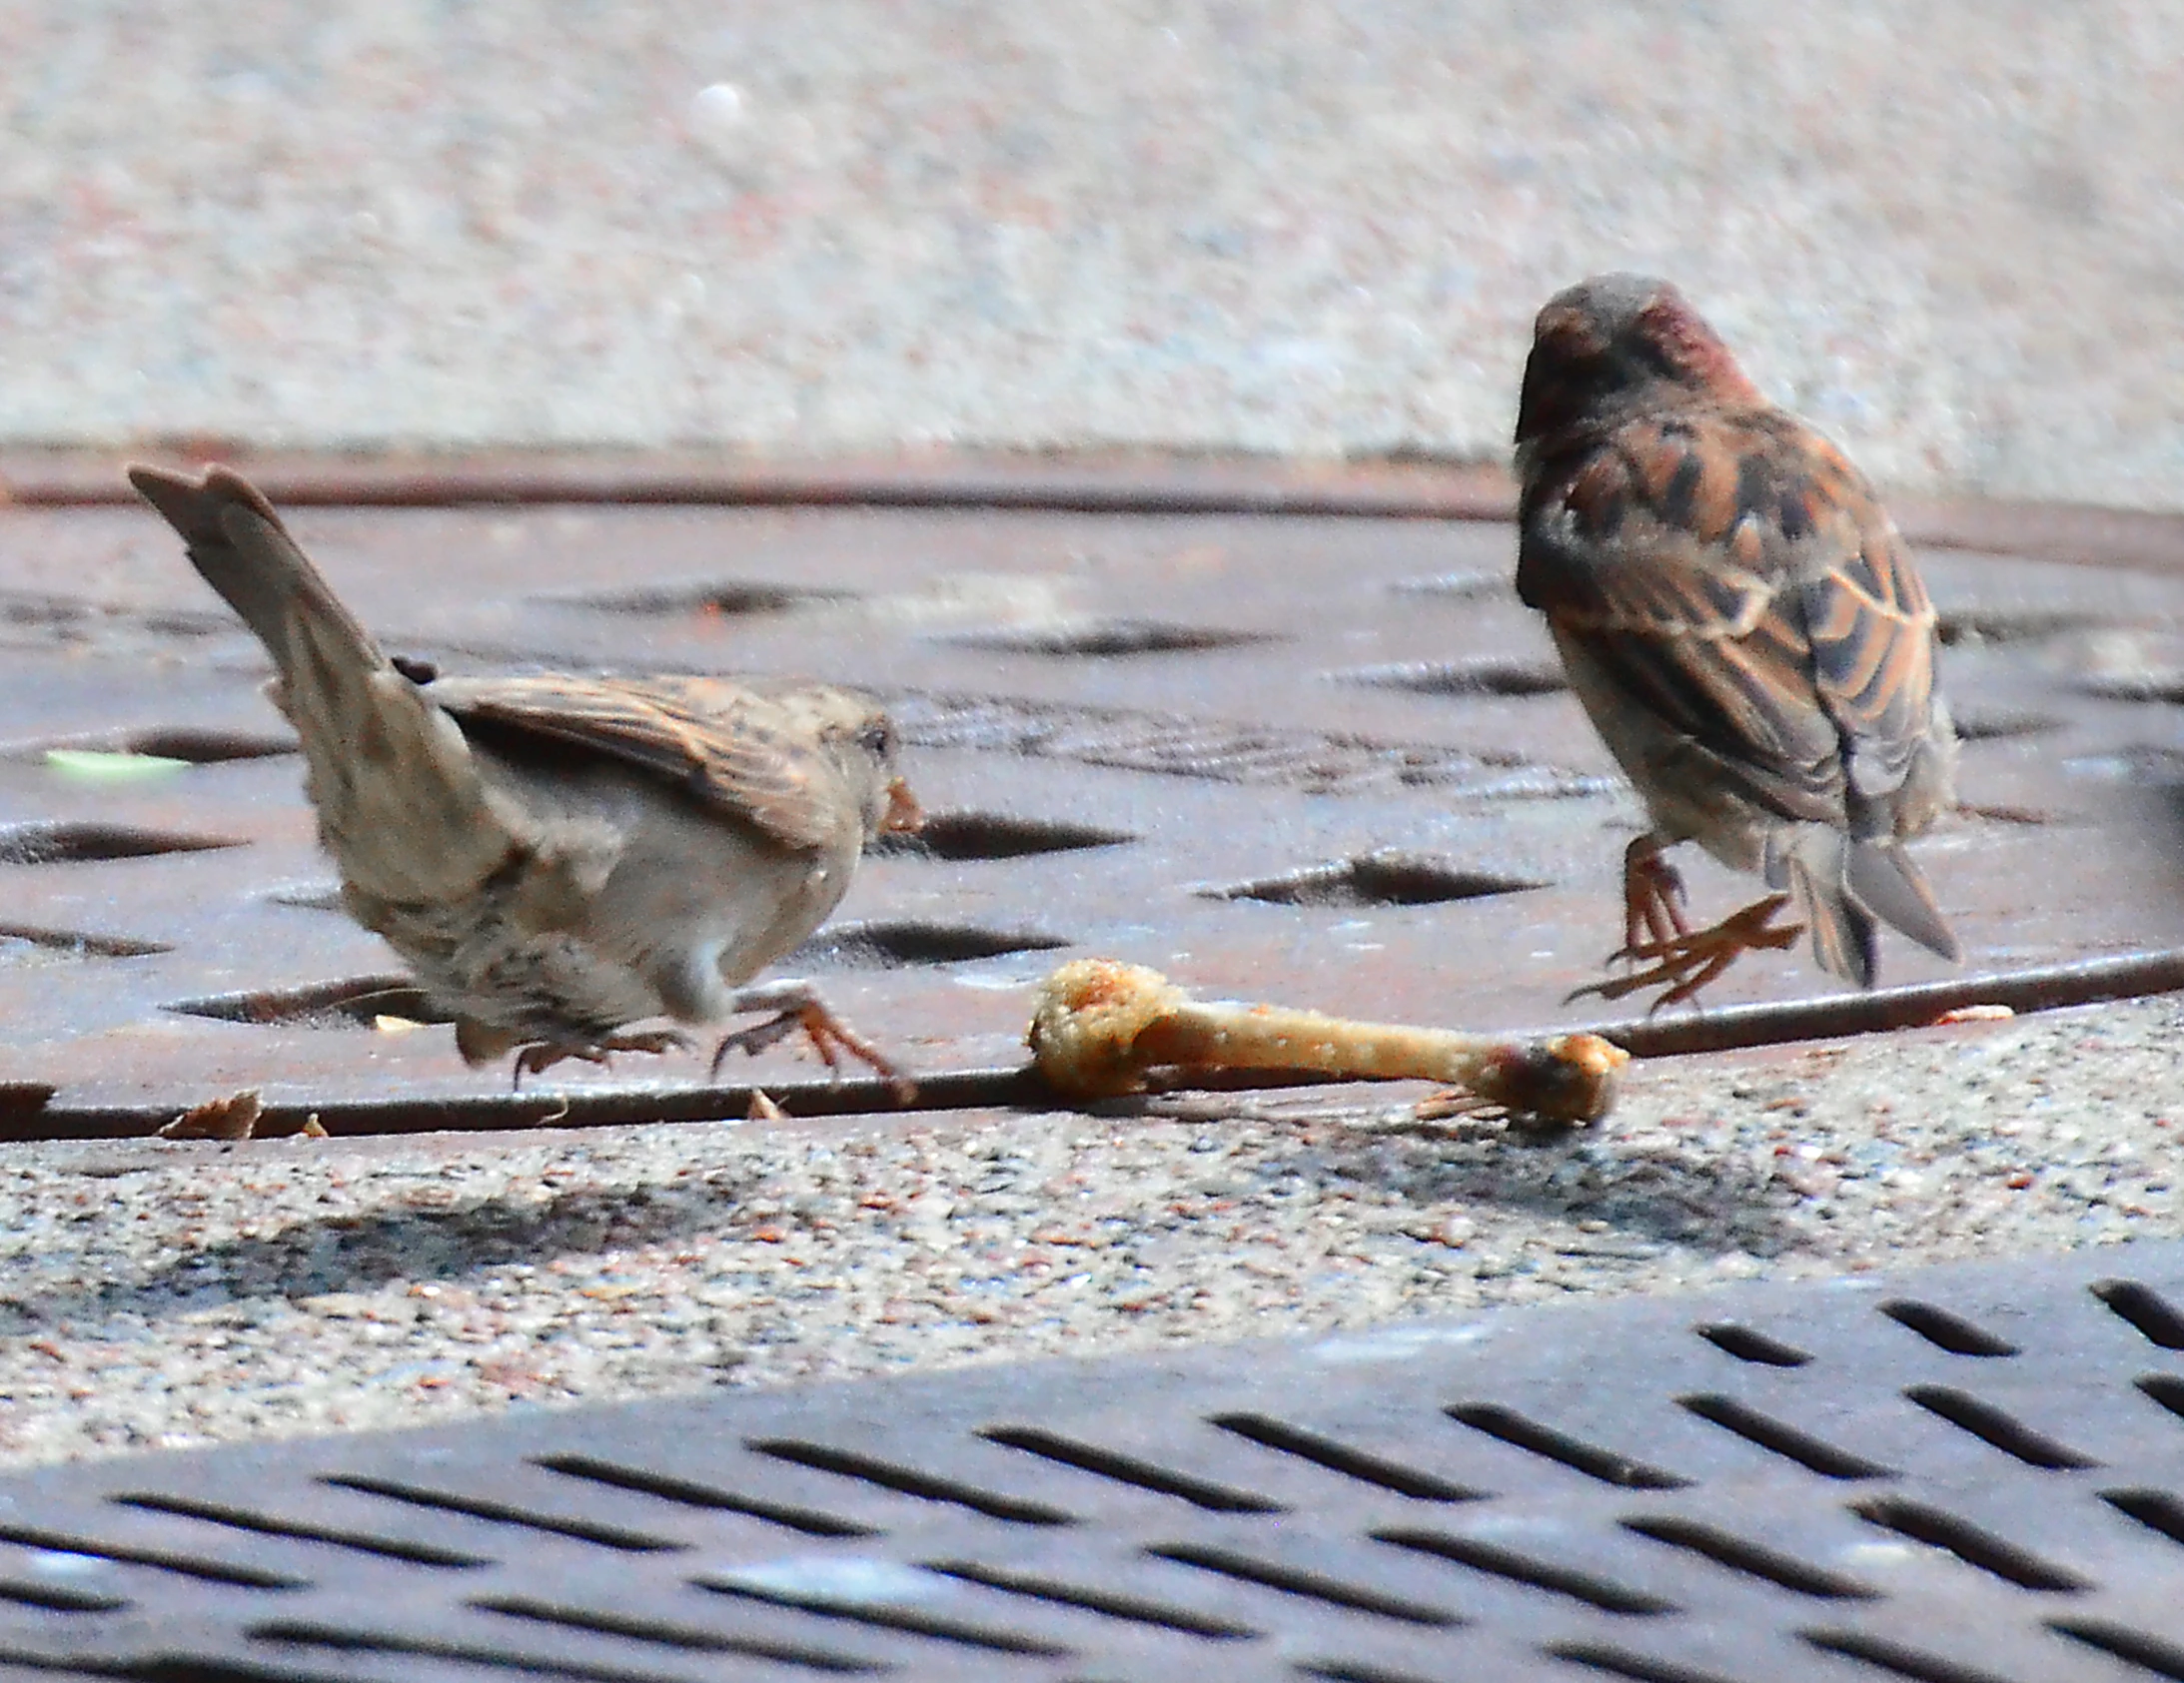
708,980,915,1103
1619,834,1690,956
510,1028,693,1090
1570,892,1804,1012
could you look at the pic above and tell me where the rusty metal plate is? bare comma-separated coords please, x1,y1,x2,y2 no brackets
5,1241,2184,1679
5,478,2184,1129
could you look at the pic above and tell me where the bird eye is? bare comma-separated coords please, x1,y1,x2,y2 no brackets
859,721,894,758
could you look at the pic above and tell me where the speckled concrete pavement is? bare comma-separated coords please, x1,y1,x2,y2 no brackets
4,1,2180,505
5,2,2184,1468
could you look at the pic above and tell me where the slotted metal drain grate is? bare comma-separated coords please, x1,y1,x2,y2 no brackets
5,1244,2184,1679
4,462,2184,1131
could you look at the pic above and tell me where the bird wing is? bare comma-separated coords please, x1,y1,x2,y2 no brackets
1517,408,1940,829
423,673,854,854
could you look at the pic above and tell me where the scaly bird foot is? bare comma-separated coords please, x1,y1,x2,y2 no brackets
510,1028,693,1091
1568,893,1803,1013
708,982,915,1105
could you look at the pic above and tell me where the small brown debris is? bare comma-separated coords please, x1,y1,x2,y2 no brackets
158,1090,263,1142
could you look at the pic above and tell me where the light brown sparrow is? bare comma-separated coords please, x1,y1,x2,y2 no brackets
129,463,923,1087
1513,275,1959,1007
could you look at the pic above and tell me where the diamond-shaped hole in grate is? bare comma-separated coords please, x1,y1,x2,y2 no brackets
1146,1542,1460,1626
543,580,859,616
2093,1279,2184,1349
1901,1386,2099,1469
1446,1405,1689,1490
1202,851,1544,907
1371,1529,1678,1616
1209,1413,1485,1501
1335,657,1570,697
321,1475,680,1552
0,822,244,864
785,921,1071,969
0,922,172,959
1878,1299,2021,1356
1693,1323,1812,1367
471,1596,880,1673
0,1577,129,1614
744,1439,1075,1525
244,1619,700,1681
2138,1373,2184,1420
866,810,1136,860
1850,1496,2091,1591
14,726,297,763
112,1492,490,1567
1619,1517,1878,1600
533,1454,873,1538
166,976,448,1030
944,618,1280,656
1937,606,2129,646
979,1426,1285,1513
1951,709,2065,742
2100,1487,2184,1549
924,1558,1260,1639
1674,1395,1894,1480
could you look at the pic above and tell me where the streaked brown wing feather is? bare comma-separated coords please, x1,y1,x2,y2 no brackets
424,674,850,853
1520,408,1936,825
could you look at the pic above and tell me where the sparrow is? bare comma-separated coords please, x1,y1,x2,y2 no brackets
128,463,923,1087
1513,275,1959,1007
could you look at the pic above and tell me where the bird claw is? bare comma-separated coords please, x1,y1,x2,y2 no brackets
510,1029,693,1091
1568,893,1803,1013
708,994,915,1105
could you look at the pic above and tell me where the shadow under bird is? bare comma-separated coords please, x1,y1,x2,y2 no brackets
129,463,922,1088
1513,274,1959,1008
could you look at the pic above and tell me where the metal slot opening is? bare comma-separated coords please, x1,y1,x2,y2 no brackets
247,1618,695,1681
1693,1322,1812,1366
1202,852,1543,907
926,1559,1260,1638
1297,1660,1446,1683
319,1475,679,1552
1547,1642,1749,1683
0,1576,128,1613
0,1522,302,1590
1801,1626,2026,1683
1937,607,2122,646
978,1425,1285,1513
692,1575,1069,1657
0,822,243,864
1901,1385,2097,1469
113,1492,490,1567
785,920,1072,969
166,976,447,1030
546,580,855,616
744,1438,1074,1525
2092,1278,2184,1349
2138,1372,2184,1419
533,1453,874,1537
2048,1618,2184,1681
14,726,296,763
0,922,172,958
2099,1487,2184,1548
867,810,1136,860
944,619,1279,656
1951,709,2063,741
1878,1299,2021,1356
1371,1529,1676,1616
1850,1496,2090,1591
1148,1542,1460,1625
1620,1517,1877,1599
472,1596,878,1673
1445,1404,1688,1490
1336,658,1569,697
1209,1412,1485,1501
1674,1395,1893,1480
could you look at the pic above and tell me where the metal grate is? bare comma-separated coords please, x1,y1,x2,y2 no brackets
5,468,2184,1130
5,1243,2184,1678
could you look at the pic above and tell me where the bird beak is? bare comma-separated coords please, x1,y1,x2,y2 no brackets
881,777,924,834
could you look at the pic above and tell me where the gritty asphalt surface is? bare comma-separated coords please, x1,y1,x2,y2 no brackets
4,1,2181,506
5,996,2179,1469
4,2,2183,1471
